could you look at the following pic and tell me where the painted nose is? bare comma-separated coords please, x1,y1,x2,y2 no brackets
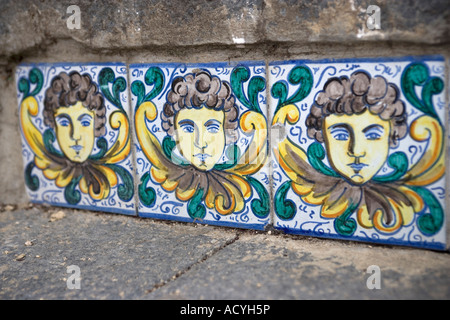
194,128,208,150
71,124,82,142
347,136,366,159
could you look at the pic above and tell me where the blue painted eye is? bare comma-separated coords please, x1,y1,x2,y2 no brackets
78,114,93,127
366,132,381,140
58,119,70,127
206,125,220,133
330,127,349,141
363,125,384,141
181,124,195,133
334,133,349,141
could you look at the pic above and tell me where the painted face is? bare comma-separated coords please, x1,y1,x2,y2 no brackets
54,101,95,163
174,107,226,171
323,109,391,185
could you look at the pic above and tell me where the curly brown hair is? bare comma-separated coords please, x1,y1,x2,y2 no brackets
161,69,239,145
305,71,407,147
43,71,106,137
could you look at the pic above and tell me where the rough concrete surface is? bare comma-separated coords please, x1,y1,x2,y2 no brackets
0,68,28,204
1,0,449,63
1,205,449,300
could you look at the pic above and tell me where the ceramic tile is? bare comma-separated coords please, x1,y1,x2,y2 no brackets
17,63,135,215
269,56,447,250
131,61,271,229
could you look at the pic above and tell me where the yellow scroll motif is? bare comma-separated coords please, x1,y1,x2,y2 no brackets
403,116,445,186
104,111,131,164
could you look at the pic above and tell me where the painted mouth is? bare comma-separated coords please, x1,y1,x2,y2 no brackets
347,163,368,172
70,145,83,152
194,153,211,162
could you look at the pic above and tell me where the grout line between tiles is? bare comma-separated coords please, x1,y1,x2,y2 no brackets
125,60,140,217
265,59,275,229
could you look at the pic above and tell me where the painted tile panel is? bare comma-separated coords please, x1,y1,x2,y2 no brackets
269,56,447,250
131,61,271,230
17,63,135,215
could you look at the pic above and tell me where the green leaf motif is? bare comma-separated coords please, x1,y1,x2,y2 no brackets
162,136,189,166
188,188,206,220
29,68,44,97
372,152,408,183
422,77,444,119
285,66,313,105
307,142,339,178
270,81,288,109
131,67,165,110
246,176,270,218
213,144,241,170
162,135,176,159
18,78,30,98
230,65,265,114
89,137,109,161
43,129,64,157
333,201,358,237
65,176,82,205
18,68,44,99
273,65,313,114
248,76,266,113
24,162,39,191
409,186,443,236
98,67,127,111
274,181,297,220
105,164,134,202
131,80,146,108
144,67,165,101
401,63,443,120
139,172,156,207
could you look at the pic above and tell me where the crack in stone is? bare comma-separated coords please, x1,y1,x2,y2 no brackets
143,231,241,295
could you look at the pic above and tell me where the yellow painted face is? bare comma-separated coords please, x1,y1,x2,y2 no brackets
323,109,391,185
174,107,226,171
54,101,95,163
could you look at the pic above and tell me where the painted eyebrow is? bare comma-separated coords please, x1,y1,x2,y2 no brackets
204,119,221,127
177,119,195,126
362,124,384,133
78,114,93,121
328,123,351,132
55,113,71,122
56,113,70,119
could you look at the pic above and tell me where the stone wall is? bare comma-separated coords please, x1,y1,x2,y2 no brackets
1,0,449,58
1,0,449,208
